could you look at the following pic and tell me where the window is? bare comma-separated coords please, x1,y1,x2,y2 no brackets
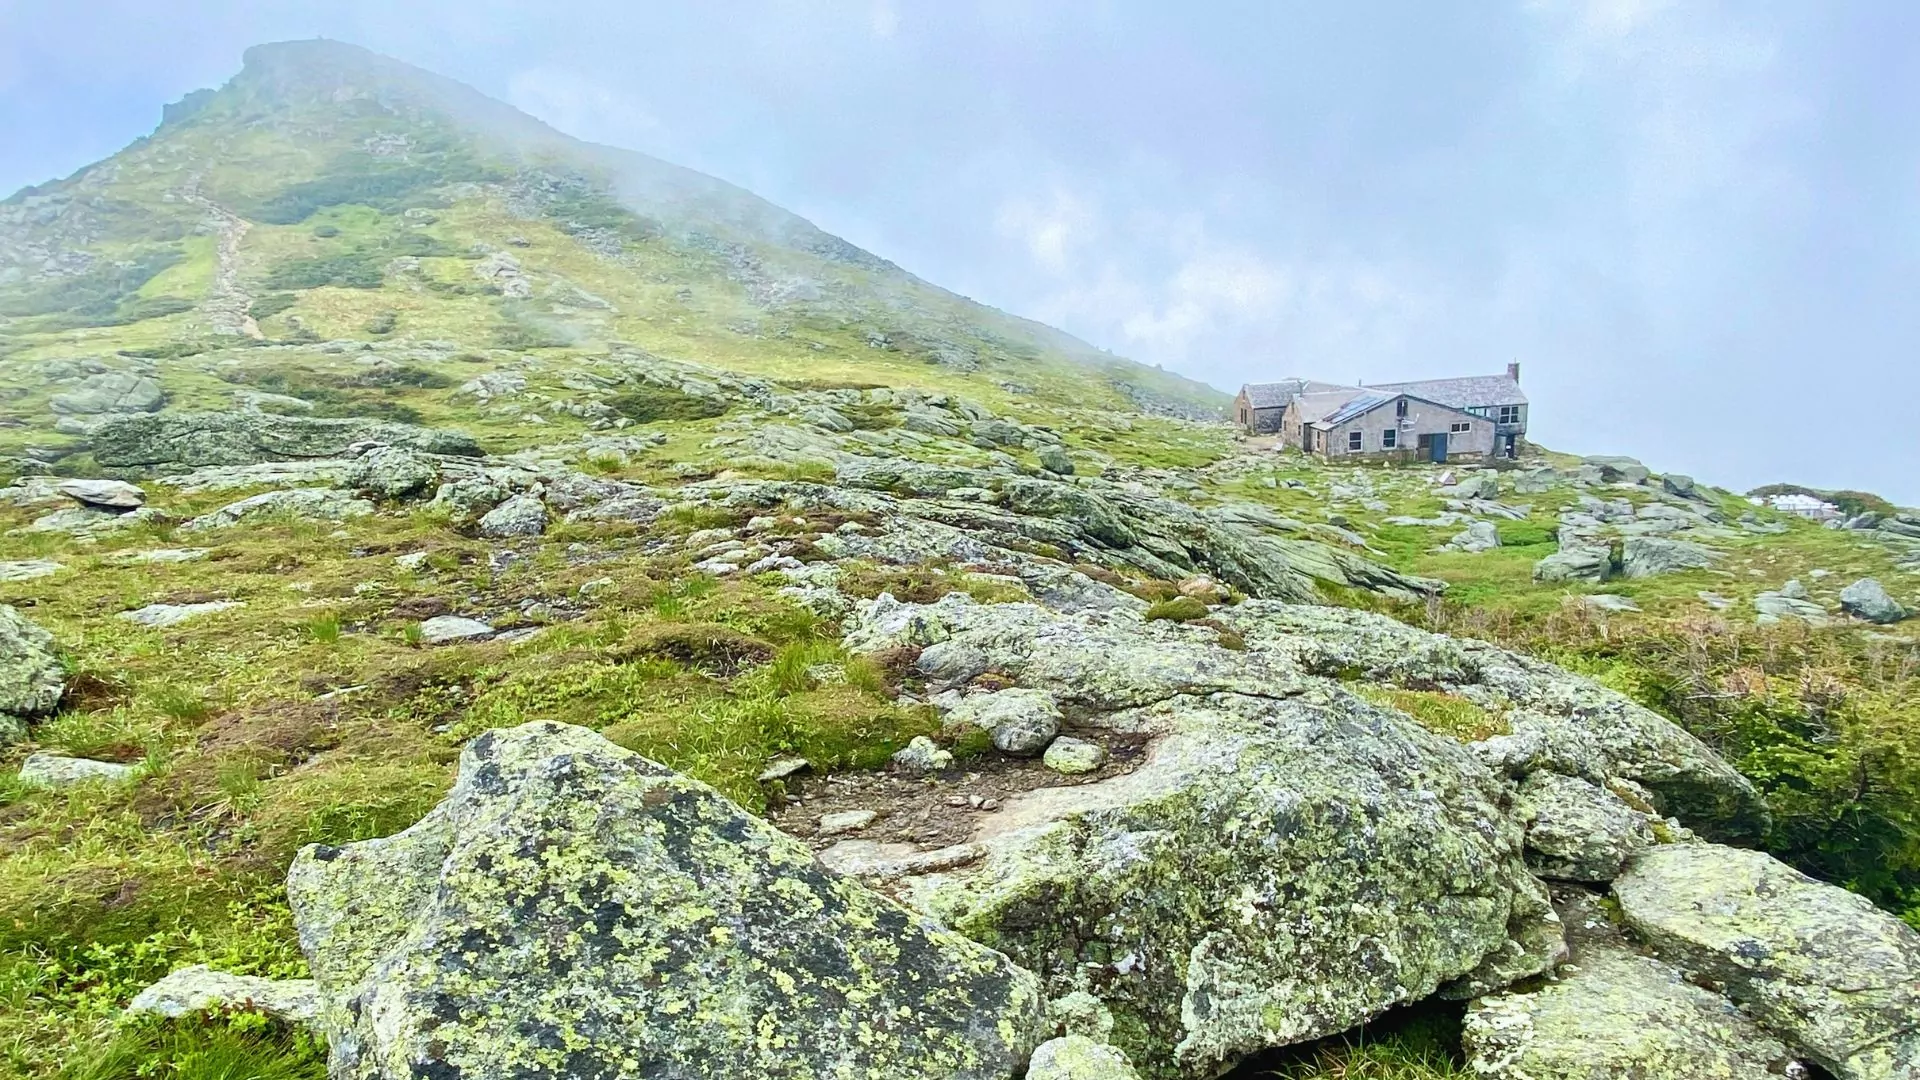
1381,429,1397,449
1347,430,1364,451
1450,421,1472,434
1395,398,1409,418
1496,405,1521,425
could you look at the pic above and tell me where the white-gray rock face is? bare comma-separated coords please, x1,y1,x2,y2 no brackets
417,615,494,644
284,721,1044,1080
126,964,321,1025
19,752,137,787
180,488,375,532
119,601,244,628
1621,536,1718,578
947,688,1062,756
49,371,165,415
1533,546,1612,584
56,478,146,508
476,493,549,538
1839,578,1907,624
1615,843,1920,1080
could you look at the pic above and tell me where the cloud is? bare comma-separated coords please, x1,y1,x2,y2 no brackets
994,186,1101,273
506,67,662,147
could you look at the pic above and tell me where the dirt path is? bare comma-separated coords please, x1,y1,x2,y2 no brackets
180,177,263,339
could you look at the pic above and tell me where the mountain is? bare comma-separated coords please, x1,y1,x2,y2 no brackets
0,39,1223,432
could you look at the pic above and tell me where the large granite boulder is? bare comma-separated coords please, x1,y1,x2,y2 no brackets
1533,546,1612,584
286,721,1043,1080
49,371,164,415
1839,577,1907,624
1615,843,1920,1080
831,597,1766,1075
1621,536,1718,578
91,412,481,468
1464,893,1791,1079
0,605,63,739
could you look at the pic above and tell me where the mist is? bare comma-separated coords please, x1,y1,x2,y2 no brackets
5,1,1918,500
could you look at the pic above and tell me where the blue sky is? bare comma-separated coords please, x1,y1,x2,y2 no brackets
4,1,1917,500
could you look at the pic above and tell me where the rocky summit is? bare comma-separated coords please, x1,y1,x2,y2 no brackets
2,37,1918,1080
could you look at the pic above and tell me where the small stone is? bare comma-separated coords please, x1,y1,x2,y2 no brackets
891,735,953,775
107,548,210,565
57,478,146,509
19,752,137,787
477,494,549,538
1043,736,1108,775
1038,445,1075,475
417,615,495,643
127,965,320,1025
757,757,811,783
948,688,1062,757
1580,594,1642,614
393,551,430,571
817,809,879,836
1026,1036,1142,1080
119,601,243,628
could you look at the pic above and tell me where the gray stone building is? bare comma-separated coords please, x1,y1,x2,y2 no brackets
1234,378,1353,434
1368,364,1529,459
1284,389,1495,463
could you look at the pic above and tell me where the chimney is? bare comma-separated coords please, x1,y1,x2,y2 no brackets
1507,361,1521,383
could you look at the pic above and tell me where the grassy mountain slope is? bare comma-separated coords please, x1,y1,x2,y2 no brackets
0,39,1223,437
0,38,1917,1080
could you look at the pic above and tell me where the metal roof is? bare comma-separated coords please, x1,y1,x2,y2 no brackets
1240,379,1352,409
1291,388,1369,425
1318,391,1396,428
1366,373,1526,408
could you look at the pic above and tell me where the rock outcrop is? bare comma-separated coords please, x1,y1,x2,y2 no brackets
1615,843,1920,1080
91,412,482,468
0,605,63,739
286,721,1044,1080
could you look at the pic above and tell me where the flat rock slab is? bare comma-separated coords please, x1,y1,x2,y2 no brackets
127,964,319,1024
0,559,65,582
57,478,145,508
285,721,1043,1080
106,548,211,565
417,615,494,643
1615,843,1920,1080
120,601,244,628
19,752,137,787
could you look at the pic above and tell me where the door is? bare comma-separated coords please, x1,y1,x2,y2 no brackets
1430,432,1448,463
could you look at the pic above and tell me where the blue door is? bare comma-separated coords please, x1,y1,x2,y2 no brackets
1430,432,1448,463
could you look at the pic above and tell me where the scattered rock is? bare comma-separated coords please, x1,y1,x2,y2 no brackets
180,488,375,531
19,751,136,787
817,809,879,836
344,445,441,499
1615,843,1920,1080
417,615,494,644
947,687,1062,756
1027,1036,1143,1080
1621,536,1718,578
119,601,244,628
476,493,549,538
1442,473,1501,500
1580,594,1642,614
48,371,164,415
1583,455,1650,484
1755,587,1828,625
1041,736,1107,775
1512,467,1559,494
56,478,145,508
1446,520,1502,553
91,411,481,469
105,548,210,565
285,721,1044,1080
19,505,164,536
127,964,320,1025
1533,546,1612,584
757,756,811,783
1661,473,1697,498
916,639,990,687
0,559,65,581
1038,445,1075,475
1839,577,1907,624
0,605,61,731
891,735,954,775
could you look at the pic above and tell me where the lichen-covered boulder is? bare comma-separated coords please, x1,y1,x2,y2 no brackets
1614,843,1920,1080
49,371,164,415
947,688,1062,756
1533,546,1611,583
1517,772,1653,882
476,492,549,538
0,604,63,737
1621,536,1719,578
286,721,1043,1080
344,446,441,499
179,488,374,531
91,411,481,468
1465,895,1789,1079
1027,1036,1142,1080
